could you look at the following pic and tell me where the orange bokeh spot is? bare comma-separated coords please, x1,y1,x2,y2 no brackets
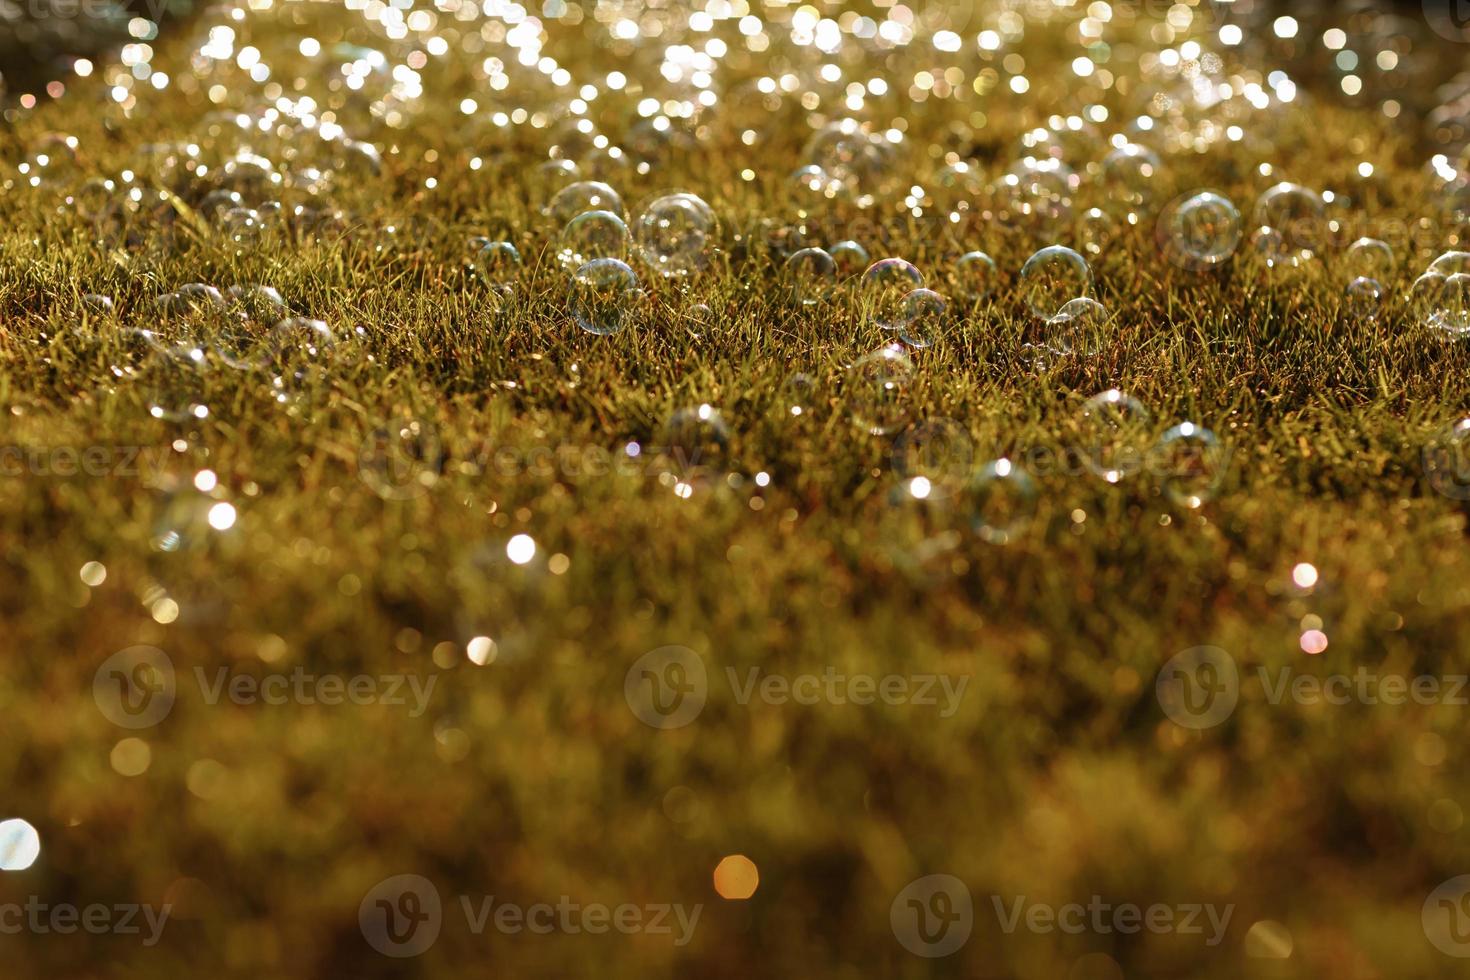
713,854,759,900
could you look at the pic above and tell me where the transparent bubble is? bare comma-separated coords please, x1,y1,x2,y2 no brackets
1079,207,1116,258
860,258,925,330
1429,251,1470,277
1101,143,1161,207
1252,183,1326,253
1428,273,1470,339
1162,191,1242,270
781,373,816,417
1342,277,1384,321
269,317,336,365
536,159,581,188
659,404,730,479
226,284,288,324
784,248,837,306
789,164,847,205
1156,422,1228,508
845,346,914,436
569,258,640,336
82,294,115,317
931,161,983,214
220,207,264,249
998,158,1076,234
892,417,974,500
1019,245,1091,319
557,210,629,270
964,458,1038,545
475,240,523,292
1076,390,1154,483
1412,272,1449,326
634,192,715,277
1343,237,1394,281
829,240,870,279
897,289,947,349
547,180,625,225
1423,419,1470,500
1046,297,1112,357
1249,226,1312,271
949,251,999,303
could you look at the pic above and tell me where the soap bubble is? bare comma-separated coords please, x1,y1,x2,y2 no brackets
1252,183,1326,253
569,258,640,336
781,373,816,417
1249,226,1312,271
948,251,999,304
557,210,629,270
829,240,870,279
1342,237,1394,281
1427,273,1470,339
845,346,914,436
860,258,925,330
1156,422,1228,508
1018,245,1091,319
1342,277,1384,321
634,192,715,277
1046,297,1112,357
475,240,523,293
1161,191,1242,270
892,417,974,500
965,458,1038,545
660,404,730,480
1079,207,1116,258
1076,390,1153,483
783,248,837,306
1423,419,1470,501
546,179,626,224
897,289,948,349
1101,143,1161,207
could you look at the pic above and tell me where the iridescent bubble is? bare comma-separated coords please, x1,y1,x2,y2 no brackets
1343,237,1394,281
1342,277,1384,321
1018,245,1091,319
634,192,715,277
557,210,629,270
269,317,336,365
860,258,925,330
784,248,837,307
1411,272,1449,327
1429,251,1470,277
949,251,998,304
1101,143,1161,207
547,180,625,225
1046,297,1112,357
1162,191,1242,270
965,458,1038,545
829,240,870,279
569,258,640,336
660,404,730,480
1076,390,1153,483
1428,273,1470,339
1156,422,1228,508
845,346,914,436
897,289,947,350
1252,183,1326,253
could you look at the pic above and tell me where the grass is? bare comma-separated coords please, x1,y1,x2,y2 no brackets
3,2,1470,976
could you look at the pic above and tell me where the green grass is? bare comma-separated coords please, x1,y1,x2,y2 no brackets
3,2,1470,976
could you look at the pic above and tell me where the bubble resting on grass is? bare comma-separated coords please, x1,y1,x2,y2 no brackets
966,458,1038,545
1045,297,1111,357
1342,238,1394,282
896,288,947,349
1018,245,1091,320
1342,277,1383,322
784,248,837,306
1156,422,1228,509
1076,389,1154,483
1252,183,1326,254
829,240,870,279
569,258,641,336
474,240,523,291
1101,142,1161,207
659,404,730,480
557,210,629,270
861,258,925,330
1427,273,1470,339
634,192,715,277
1161,191,1241,270
949,251,998,303
546,180,625,225
846,346,914,436
891,417,974,500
